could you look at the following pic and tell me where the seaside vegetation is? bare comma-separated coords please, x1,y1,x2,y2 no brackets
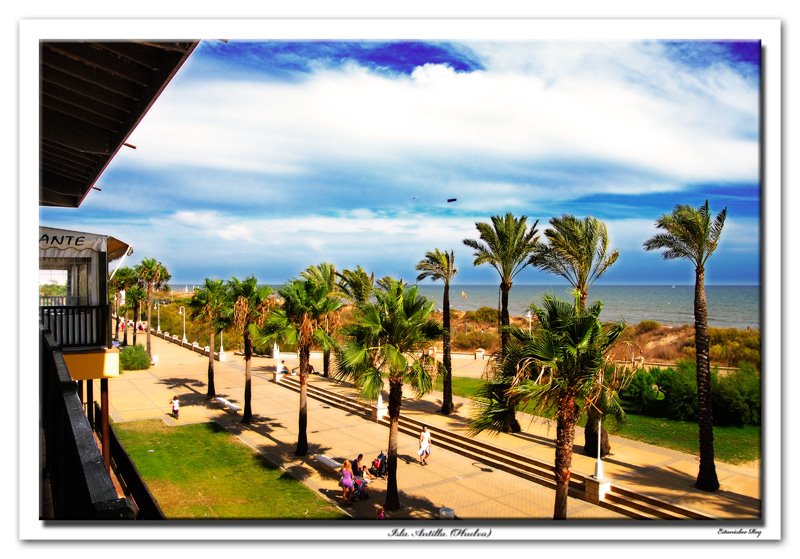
119,344,151,371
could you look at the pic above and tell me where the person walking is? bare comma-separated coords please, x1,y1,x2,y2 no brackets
418,425,432,465
339,459,354,502
169,395,180,419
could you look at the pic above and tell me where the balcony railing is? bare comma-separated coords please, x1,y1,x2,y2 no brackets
39,305,109,348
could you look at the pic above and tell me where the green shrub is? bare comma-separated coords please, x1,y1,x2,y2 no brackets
619,369,660,414
451,330,499,351
636,320,661,334
650,362,698,421
463,306,499,324
712,365,761,426
120,344,151,371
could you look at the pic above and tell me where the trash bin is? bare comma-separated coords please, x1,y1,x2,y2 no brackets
439,507,455,520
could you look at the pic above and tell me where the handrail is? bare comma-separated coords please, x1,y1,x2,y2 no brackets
40,325,134,520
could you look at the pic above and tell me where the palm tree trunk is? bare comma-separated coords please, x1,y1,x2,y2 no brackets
441,282,453,415
499,282,521,432
145,292,153,358
583,408,610,457
499,281,511,353
323,349,330,378
554,393,578,519
242,331,253,424
207,331,216,399
694,268,720,491
385,378,403,511
122,312,128,346
132,307,138,346
296,344,310,456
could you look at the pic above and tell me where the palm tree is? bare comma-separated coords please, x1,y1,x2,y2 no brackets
188,278,229,400
463,213,539,432
529,214,619,456
644,200,726,492
109,266,135,342
259,277,343,456
301,263,342,377
135,258,171,361
337,278,441,510
227,275,274,424
463,213,540,352
336,265,375,305
416,249,458,415
475,296,625,519
125,285,146,347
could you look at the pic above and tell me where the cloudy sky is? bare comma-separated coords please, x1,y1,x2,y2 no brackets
39,39,761,285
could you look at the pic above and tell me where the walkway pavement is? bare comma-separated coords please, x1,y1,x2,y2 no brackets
106,332,760,521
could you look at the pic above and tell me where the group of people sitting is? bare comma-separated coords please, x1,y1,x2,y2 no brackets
339,450,387,502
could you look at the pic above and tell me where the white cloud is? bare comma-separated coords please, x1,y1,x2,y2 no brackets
120,43,759,195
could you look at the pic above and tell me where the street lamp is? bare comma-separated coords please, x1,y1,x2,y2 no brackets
156,302,161,333
594,369,604,480
219,328,226,361
525,311,532,334
178,306,187,343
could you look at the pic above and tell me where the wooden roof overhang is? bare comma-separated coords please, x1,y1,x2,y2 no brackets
40,40,199,208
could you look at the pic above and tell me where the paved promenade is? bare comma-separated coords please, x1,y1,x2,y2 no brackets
106,332,760,522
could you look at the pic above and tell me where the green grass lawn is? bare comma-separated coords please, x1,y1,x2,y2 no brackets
442,375,760,464
113,420,346,519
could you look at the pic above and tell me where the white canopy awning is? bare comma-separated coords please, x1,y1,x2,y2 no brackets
39,226,132,261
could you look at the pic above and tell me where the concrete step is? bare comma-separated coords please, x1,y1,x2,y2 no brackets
276,374,713,521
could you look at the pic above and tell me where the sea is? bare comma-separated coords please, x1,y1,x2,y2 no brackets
169,283,760,330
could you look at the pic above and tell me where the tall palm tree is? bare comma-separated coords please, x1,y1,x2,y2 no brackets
259,277,343,456
463,213,539,432
416,249,458,415
644,200,726,492
188,278,229,400
336,265,374,305
529,214,619,456
337,278,441,510
463,213,540,352
135,258,171,361
109,266,135,342
475,296,625,519
301,263,342,377
125,285,146,347
227,275,274,424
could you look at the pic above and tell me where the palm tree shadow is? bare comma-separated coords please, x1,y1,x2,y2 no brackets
158,376,206,393
605,462,761,518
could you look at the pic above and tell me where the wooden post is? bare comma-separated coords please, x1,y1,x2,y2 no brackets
101,378,110,472
87,379,94,427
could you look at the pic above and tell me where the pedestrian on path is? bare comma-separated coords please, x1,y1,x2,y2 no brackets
418,425,431,465
339,459,354,502
169,395,180,419
376,505,385,519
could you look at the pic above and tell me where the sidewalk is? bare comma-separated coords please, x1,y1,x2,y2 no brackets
107,333,760,521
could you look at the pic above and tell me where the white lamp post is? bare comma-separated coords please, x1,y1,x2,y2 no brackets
156,302,161,333
594,369,604,479
526,311,532,334
178,306,187,343
219,328,226,361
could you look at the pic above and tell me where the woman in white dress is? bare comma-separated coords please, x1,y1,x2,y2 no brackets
418,425,432,465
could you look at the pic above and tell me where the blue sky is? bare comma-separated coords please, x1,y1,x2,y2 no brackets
39,39,762,285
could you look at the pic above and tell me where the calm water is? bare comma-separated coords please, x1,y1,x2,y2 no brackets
169,283,760,330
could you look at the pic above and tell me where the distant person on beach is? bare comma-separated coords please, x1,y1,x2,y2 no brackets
418,425,431,465
169,395,179,419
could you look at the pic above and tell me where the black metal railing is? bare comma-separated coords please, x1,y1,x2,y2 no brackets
40,326,134,520
92,402,165,520
39,305,108,348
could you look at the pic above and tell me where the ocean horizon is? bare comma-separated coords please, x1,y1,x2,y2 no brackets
169,283,760,330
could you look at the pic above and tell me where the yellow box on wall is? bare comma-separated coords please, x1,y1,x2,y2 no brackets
63,347,120,380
